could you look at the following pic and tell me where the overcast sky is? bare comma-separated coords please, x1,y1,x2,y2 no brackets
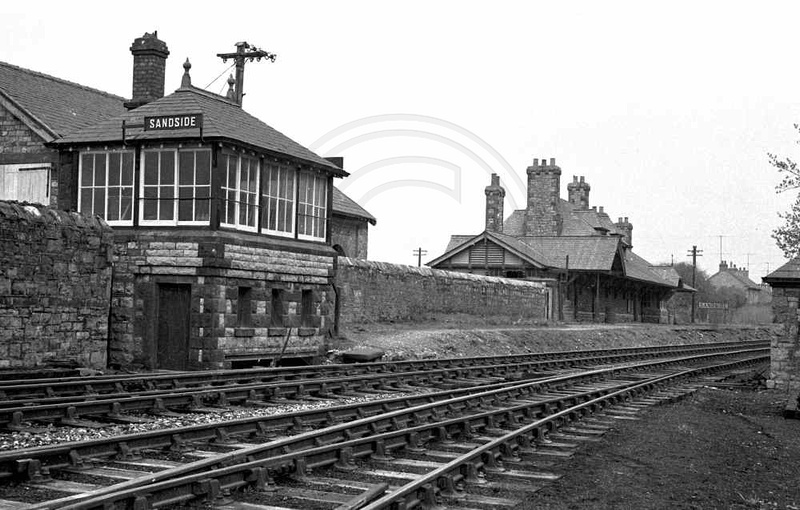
4,1,799,280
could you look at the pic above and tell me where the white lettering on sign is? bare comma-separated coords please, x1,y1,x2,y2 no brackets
143,114,203,131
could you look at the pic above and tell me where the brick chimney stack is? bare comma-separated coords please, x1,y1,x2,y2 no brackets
525,157,562,236
484,173,506,233
567,175,591,210
124,31,169,110
615,216,633,248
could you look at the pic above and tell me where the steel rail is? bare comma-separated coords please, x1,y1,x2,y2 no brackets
8,345,741,482
0,343,763,428
33,347,766,510
0,340,766,401
0,342,766,410
360,356,763,510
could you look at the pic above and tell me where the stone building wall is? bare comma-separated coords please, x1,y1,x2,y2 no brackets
0,200,112,368
329,216,369,259
110,230,336,369
767,286,800,392
336,257,549,324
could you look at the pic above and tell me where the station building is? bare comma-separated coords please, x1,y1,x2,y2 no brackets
1,32,376,369
429,161,678,323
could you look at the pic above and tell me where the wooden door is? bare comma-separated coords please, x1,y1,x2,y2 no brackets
157,284,190,370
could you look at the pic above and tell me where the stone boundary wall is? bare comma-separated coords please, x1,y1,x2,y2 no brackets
336,257,549,325
0,201,113,368
768,286,799,393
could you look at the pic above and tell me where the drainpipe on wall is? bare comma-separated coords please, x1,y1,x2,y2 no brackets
332,254,340,337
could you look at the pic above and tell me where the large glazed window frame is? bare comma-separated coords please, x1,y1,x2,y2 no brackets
76,146,330,242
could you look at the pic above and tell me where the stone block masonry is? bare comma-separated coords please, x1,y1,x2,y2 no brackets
0,200,113,368
336,257,549,324
110,230,337,370
768,286,800,393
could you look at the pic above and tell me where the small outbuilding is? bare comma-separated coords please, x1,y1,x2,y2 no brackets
762,259,800,403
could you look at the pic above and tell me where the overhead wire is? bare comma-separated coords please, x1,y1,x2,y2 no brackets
204,62,236,91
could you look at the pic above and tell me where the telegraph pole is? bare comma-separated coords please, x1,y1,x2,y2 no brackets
687,245,703,323
412,247,427,267
217,42,276,106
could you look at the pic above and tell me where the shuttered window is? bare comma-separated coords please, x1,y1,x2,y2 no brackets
0,163,51,205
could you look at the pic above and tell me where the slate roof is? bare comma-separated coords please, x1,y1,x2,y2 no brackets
763,259,800,284
728,271,761,290
650,265,697,292
54,85,344,175
332,187,376,224
622,251,676,286
444,235,474,253
501,200,623,238
708,267,761,290
0,60,126,139
518,236,620,271
502,210,527,236
432,232,673,287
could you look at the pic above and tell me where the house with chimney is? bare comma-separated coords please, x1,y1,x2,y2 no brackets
428,158,678,323
708,261,770,305
0,32,375,369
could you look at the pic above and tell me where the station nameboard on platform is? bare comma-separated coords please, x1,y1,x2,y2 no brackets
143,114,203,131
698,302,728,309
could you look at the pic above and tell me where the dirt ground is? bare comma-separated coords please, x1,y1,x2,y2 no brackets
337,319,798,509
526,387,800,510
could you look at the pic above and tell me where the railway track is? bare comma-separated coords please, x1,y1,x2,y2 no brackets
0,341,765,432
0,340,756,402
0,341,767,509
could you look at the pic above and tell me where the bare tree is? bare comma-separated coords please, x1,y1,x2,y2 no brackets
769,124,800,257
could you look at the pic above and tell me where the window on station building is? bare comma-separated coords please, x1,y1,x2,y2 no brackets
297,171,327,240
261,163,295,236
79,151,134,225
222,154,259,231
141,148,211,225
178,150,211,223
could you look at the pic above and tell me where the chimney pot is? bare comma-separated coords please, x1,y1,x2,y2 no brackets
580,176,585,183
599,206,604,213
125,31,170,110
550,158,556,166
485,172,505,233
533,158,539,166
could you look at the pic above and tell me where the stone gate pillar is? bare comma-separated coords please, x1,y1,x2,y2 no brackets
763,260,800,416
